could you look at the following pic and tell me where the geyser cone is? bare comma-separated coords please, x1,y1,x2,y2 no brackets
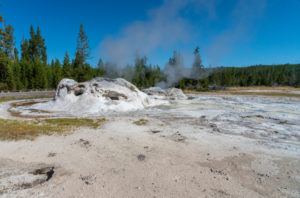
32,77,153,115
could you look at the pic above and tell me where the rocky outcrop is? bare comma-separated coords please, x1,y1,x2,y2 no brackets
166,88,188,100
23,78,186,116
32,78,153,114
56,79,78,98
142,87,187,100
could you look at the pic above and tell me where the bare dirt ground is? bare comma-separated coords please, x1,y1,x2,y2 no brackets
0,91,299,198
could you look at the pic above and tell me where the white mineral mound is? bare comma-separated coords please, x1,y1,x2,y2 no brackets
142,87,187,100
32,78,159,114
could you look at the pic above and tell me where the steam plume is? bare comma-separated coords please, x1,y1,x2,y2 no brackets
98,0,215,65
97,0,267,87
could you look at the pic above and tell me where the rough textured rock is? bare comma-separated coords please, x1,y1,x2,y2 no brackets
56,79,78,98
165,88,187,100
14,78,186,116
0,158,54,196
32,78,154,114
142,87,167,96
142,87,187,100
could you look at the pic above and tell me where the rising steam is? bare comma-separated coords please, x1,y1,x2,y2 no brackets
97,0,267,87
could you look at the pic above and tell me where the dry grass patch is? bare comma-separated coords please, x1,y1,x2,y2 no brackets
44,118,105,129
133,118,148,126
0,118,106,141
0,97,18,103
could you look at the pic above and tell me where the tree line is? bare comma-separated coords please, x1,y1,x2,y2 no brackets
178,64,300,90
0,12,299,91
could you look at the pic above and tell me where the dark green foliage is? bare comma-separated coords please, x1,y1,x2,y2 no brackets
178,78,209,91
11,60,22,89
132,55,162,89
2,25,15,59
180,64,300,90
51,59,62,88
62,52,72,78
0,16,18,90
33,57,48,88
21,39,30,60
76,24,90,64
28,25,47,63
73,24,95,82
209,65,300,87
0,56,10,90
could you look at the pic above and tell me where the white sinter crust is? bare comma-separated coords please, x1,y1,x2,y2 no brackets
31,78,176,115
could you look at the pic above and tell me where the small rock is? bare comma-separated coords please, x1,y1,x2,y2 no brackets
170,132,187,142
151,130,161,134
80,175,96,185
137,154,146,161
48,152,56,157
77,139,91,149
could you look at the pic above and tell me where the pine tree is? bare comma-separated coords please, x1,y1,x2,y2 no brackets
97,58,106,76
0,56,9,90
76,24,90,65
48,59,55,88
62,52,72,78
28,25,47,63
28,25,36,61
6,62,16,90
21,39,30,60
74,24,90,81
52,59,62,87
191,46,203,79
20,38,32,89
14,47,19,62
168,51,178,66
0,14,6,56
33,58,47,88
35,26,47,63
2,25,15,59
10,48,23,89
0,14,18,90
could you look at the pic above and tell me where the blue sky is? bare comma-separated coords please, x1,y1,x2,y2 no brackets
1,0,300,67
